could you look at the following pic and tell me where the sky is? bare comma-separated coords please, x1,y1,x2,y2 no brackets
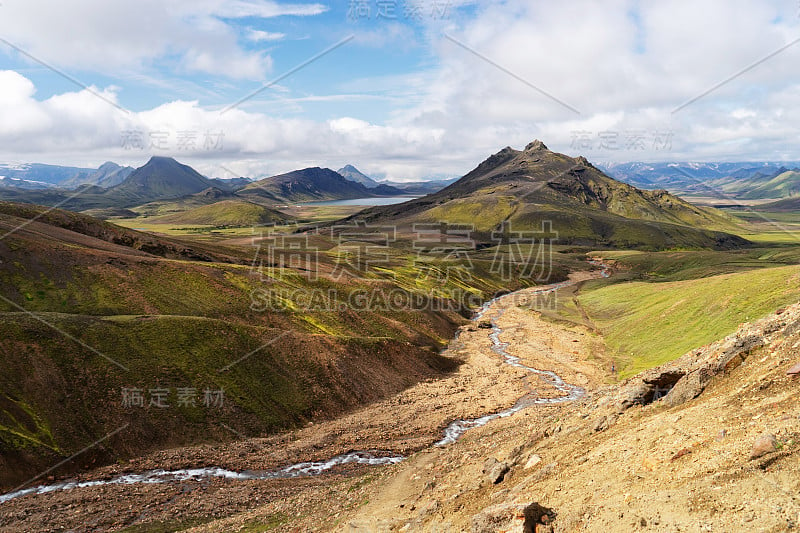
0,0,799,181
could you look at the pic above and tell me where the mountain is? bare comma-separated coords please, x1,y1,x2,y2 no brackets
336,165,406,195
0,163,97,187
60,162,134,189
107,156,216,205
600,162,790,189
0,158,240,211
0,176,59,189
239,167,380,202
600,162,800,199
0,162,134,190
209,177,252,192
383,178,458,195
337,164,380,188
337,163,457,195
714,169,800,200
149,199,290,227
337,141,748,250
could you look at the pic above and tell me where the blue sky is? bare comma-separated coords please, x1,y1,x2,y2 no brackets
4,3,442,117
0,0,799,181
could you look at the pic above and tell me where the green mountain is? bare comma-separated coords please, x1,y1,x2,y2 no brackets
240,167,379,202
107,156,216,204
722,169,800,200
340,141,748,250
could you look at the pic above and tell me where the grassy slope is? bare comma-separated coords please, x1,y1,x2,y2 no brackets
570,253,800,377
737,170,800,199
149,200,289,227
0,313,457,463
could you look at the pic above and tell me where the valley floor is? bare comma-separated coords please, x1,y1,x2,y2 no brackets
2,267,799,532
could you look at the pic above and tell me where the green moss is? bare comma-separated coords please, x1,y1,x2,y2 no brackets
117,518,215,532
239,513,290,532
0,396,59,452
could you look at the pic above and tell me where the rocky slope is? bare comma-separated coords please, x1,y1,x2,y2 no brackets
333,300,800,532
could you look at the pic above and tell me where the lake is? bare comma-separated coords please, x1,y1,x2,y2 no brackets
300,197,417,207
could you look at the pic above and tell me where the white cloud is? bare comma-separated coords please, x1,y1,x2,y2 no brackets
2,1,800,179
210,1,327,18
0,0,324,80
248,30,288,42
0,71,453,179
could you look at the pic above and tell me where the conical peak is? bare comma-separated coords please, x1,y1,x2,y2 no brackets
524,140,548,152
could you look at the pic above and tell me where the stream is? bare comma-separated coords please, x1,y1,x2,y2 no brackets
0,263,609,504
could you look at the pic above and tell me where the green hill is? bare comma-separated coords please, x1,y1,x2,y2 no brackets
737,170,800,200
150,200,290,227
702,168,800,200
572,263,800,377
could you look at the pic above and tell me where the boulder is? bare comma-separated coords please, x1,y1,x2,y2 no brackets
663,367,714,407
472,502,555,533
750,433,777,460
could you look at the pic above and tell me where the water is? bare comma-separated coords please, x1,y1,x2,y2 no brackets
0,452,403,504
1,263,608,504
434,281,586,446
300,197,416,207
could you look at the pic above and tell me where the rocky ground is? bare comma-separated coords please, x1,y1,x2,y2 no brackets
2,268,799,532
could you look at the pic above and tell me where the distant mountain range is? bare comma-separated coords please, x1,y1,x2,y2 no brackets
0,158,452,211
5,158,800,203
337,164,458,195
336,141,748,250
3,153,796,223
601,162,800,200
59,162,135,189
0,163,95,188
